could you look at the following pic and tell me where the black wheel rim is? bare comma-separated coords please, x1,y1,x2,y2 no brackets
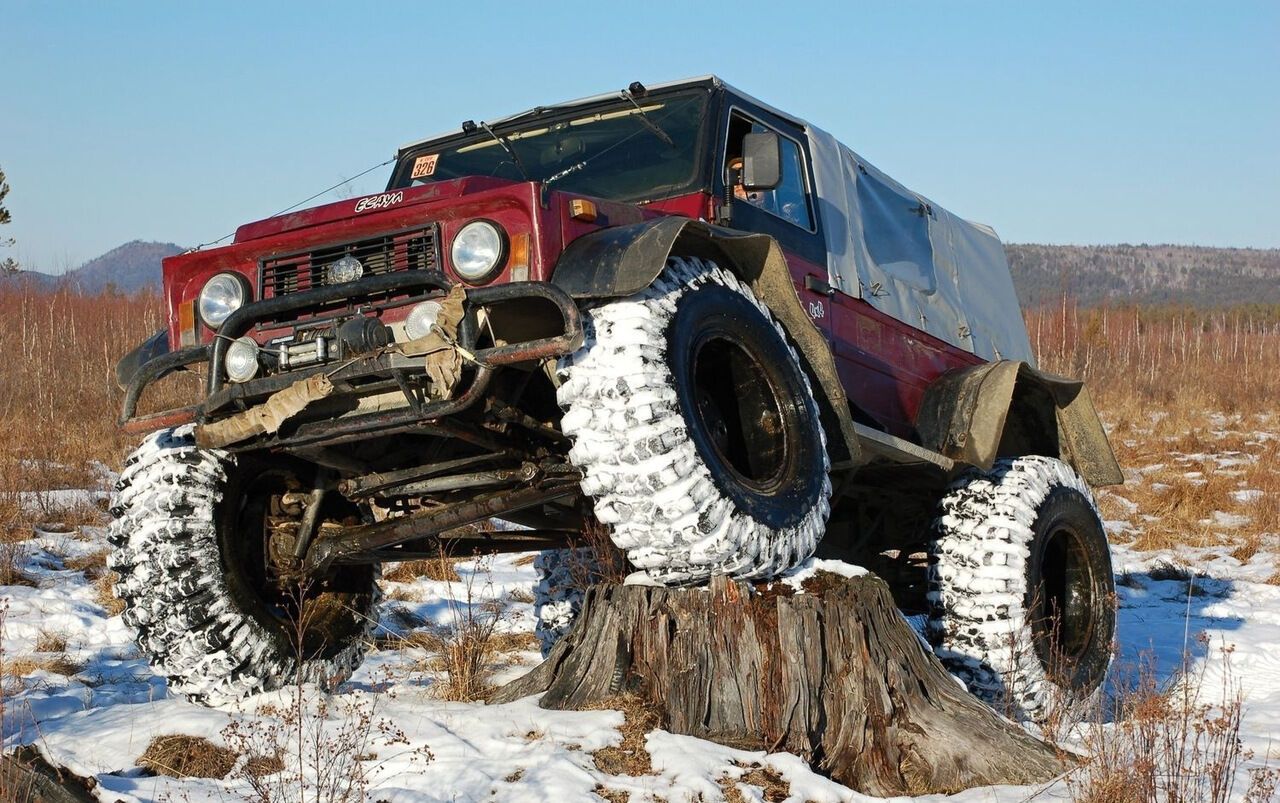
219,463,373,661
1037,523,1096,663
667,279,825,530
691,332,789,492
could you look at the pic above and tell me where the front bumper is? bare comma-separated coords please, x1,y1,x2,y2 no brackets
117,271,583,439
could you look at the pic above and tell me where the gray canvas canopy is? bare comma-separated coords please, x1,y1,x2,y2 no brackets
805,127,1034,364
715,77,1034,365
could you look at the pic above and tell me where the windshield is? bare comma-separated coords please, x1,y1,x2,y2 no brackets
389,90,711,203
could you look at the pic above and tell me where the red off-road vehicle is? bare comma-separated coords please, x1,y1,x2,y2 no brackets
110,77,1122,720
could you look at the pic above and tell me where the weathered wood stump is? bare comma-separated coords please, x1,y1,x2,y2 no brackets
0,746,97,802
494,571,1069,796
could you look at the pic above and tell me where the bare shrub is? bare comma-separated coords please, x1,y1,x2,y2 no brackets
0,541,34,587
219,581,429,802
1028,304,1280,423
431,561,503,701
221,694,394,802
1068,647,1278,803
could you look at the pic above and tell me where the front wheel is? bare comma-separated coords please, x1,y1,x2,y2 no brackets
557,257,831,585
927,455,1116,722
107,427,379,705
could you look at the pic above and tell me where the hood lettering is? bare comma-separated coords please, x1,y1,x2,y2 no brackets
354,191,404,213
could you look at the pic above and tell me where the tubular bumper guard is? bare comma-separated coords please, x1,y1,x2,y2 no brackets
117,271,584,435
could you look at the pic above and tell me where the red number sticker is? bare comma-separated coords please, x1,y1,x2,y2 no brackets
411,154,439,179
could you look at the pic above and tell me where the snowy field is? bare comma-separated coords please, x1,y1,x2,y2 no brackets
2,416,1278,802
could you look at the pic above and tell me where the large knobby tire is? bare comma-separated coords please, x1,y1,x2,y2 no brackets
107,426,379,705
557,257,831,585
927,455,1116,722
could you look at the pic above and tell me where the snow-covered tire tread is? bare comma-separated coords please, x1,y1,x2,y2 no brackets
556,257,831,585
107,425,377,705
927,454,1109,722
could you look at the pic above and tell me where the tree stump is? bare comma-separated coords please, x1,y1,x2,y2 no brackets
493,572,1069,796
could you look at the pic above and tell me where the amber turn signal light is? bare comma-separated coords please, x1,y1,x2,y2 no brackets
178,300,197,347
569,198,597,222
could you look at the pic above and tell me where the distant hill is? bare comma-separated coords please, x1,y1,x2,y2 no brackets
0,269,59,290
1005,244,1280,309
63,240,185,293
5,240,1279,311
0,240,184,294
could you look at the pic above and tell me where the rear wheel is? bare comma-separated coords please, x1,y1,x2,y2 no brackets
108,427,379,705
557,257,830,584
927,455,1116,722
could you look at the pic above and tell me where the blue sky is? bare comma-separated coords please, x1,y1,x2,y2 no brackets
2,1,1277,271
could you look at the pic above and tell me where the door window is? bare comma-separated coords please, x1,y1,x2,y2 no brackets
726,114,814,231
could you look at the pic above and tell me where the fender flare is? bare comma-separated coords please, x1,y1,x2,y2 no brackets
915,361,1123,487
552,216,861,466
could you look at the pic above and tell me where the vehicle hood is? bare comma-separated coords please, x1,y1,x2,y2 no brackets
233,177,518,244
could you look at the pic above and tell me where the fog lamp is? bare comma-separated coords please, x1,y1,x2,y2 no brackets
326,255,364,285
225,336,260,383
405,300,443,341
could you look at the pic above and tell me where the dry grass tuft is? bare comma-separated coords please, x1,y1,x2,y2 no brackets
488,632,538,653
1123,463,1239,551
4,653,84,678
94,571,125,616
431,615,499,702
588,694,660,777
64,549,109,579
383,556,461,583
507,587,534,604
33,630,67,653
593,785,630,802
720,762,792,803
138,734,240,779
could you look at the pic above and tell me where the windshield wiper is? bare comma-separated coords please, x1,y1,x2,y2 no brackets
468,120,530,181
620,89,674,148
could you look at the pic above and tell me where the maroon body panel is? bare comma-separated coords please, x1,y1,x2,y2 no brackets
164,180,983,437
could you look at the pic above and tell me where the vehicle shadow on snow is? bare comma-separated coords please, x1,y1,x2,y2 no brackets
1108,569,1243,698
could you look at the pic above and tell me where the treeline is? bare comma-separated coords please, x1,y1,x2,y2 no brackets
1006,243,1280,310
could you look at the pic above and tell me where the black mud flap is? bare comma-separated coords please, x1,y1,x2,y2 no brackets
115,329,170,391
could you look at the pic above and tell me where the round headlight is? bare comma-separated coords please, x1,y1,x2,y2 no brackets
224,336,260,383
450,220,505,282
198,273,248,328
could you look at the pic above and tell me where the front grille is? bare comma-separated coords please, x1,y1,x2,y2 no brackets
258,225,440,299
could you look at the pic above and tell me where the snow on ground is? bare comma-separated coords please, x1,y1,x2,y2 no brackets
2,417,1279,802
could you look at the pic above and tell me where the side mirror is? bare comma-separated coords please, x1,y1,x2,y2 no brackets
742,132,782,191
